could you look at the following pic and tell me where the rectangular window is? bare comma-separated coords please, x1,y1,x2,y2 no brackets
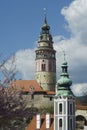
42,64,46,71
70,118,72,130
70,104,72,115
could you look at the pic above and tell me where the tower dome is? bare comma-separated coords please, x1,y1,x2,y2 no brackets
56,59,73,97
41,16,50,31
58,61,72,87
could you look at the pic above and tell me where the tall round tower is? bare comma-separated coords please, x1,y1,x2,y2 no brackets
35,14,56,91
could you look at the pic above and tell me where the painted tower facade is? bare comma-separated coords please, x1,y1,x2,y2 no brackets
35,15,56,91
54,60,76,130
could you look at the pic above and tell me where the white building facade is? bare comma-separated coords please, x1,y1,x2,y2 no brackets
54,60,76,130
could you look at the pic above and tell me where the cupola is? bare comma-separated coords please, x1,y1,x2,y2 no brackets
56,56,73,97
38,10,53,45
58,61,72,87
41,16,50,31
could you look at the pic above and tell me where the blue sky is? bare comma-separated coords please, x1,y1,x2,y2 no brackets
0,0,71,56
0,0,87,96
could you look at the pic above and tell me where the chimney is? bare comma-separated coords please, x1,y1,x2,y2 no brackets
36,114,41,129
46,113,50,129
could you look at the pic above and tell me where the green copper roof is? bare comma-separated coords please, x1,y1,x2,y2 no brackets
56,89,73,97
58,76,72,87
56,59,73,97
58,61,72,87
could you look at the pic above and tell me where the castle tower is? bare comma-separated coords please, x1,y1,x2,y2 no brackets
35,13,56,91
54,59,76,130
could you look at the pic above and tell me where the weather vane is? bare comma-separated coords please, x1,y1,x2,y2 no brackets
43,8,47,23
43,8,46,15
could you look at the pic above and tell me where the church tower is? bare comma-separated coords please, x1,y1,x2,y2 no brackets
54,59,76,130
35,13,56,91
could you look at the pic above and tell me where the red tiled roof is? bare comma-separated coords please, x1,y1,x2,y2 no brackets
26,104,87,130
75,98,87,110
46,91,55,95
10,80,55,95
26,114,54,130
10,80,43,92
10,80,87,110
76,105,87,110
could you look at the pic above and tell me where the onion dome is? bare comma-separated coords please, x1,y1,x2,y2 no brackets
56,58,73,97
58,61,72,87
38,10,53,48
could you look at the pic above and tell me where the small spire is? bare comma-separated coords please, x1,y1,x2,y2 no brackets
41,8,50,33
63,50,66,62
56,55,73,97
43,8,47,24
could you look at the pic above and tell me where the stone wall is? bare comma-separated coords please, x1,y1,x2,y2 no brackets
24,94,53,109
76,109,87,120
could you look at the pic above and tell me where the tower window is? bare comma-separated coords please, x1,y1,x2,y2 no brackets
49,61,52,71
70,104,72,115
59,119,62,127
70,119,72,130
59,103,62,114
42,64,46,71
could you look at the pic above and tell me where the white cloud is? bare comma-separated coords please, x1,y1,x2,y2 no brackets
53,0,87,96
53,36,87,96
71,83,87,96
61,0,87,44
15,49,35,79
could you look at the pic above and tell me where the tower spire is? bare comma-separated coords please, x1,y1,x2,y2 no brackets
43,8,47,24
41,9,50,32
63,50,66,61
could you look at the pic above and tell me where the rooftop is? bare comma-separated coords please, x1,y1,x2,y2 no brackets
10,80,55,95
26,114,54,130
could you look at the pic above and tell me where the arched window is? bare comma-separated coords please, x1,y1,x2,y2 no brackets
59,103,62,114
59,119,62,127
76,115,86,125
